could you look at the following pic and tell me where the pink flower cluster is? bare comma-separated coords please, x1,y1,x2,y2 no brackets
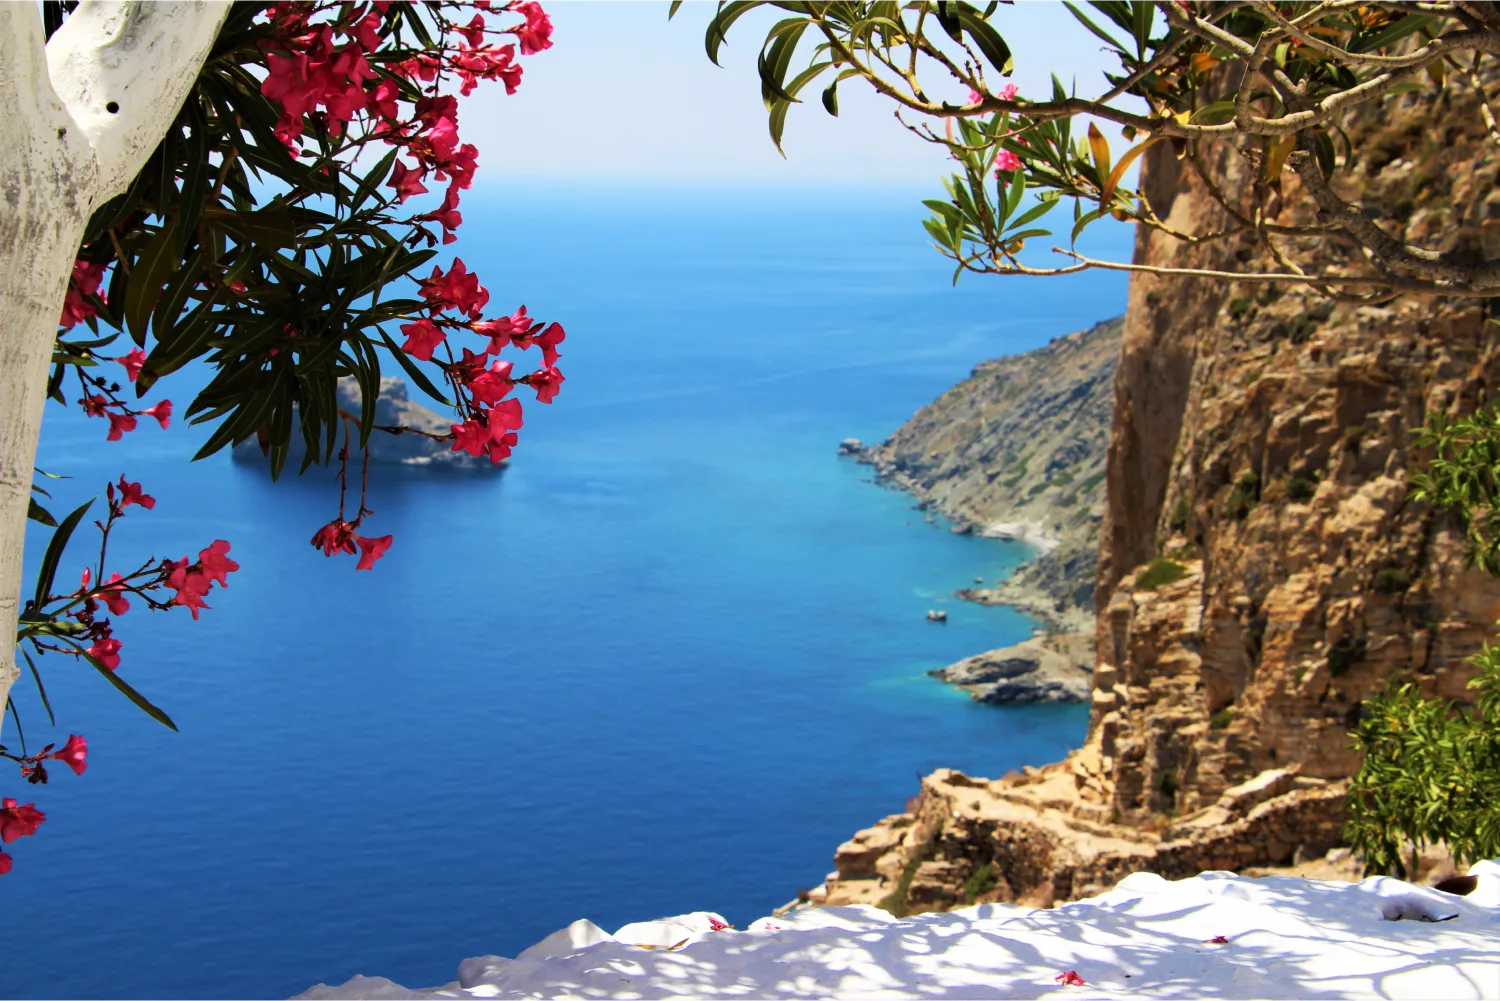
397,257,566,466
66,478,240,682
0,733,87,874
310,520,394,571
59,260,107,330
259,1,552,246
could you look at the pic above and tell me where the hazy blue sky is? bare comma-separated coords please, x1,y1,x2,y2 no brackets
463,2,1147,187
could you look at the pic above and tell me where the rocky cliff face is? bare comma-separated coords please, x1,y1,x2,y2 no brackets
800,69,1500,914
859,316,1123,634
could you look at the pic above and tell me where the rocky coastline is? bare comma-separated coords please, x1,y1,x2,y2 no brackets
848,316,1122,679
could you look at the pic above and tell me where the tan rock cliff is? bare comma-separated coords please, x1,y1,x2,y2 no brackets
800,67,1500,916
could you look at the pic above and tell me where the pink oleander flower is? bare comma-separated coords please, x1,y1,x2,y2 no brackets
487,398,524,431
100,573,131,616
115,476,156,511
469,359,516,407
419,258,489,318
400,318,446,361
105,412,137,442
86,636,123,671
198,540,240,588
60,260,107,330
514,1,553,55
48,735,88,777
473,307,532,355
164,558,212,620
141,400,172,430
354,534,393,570
118,349,147,382
528,366,564,404
995,149,1024,173
536,322,565,368
0,799,44,843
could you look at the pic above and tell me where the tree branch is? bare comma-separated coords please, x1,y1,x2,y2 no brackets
45,1,231,210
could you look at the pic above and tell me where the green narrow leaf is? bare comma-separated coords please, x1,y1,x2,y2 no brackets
124,221,180,347
821,79,839,116
1131,0,1152,60
349,147,400,214
935,1,963,42
1313,130,1337,178
33,498,93,608
954,4,1014,76
27,497,57,527
1062,2,1126,55
21,649,55,728
81,649,178,731
705,1,764,66
668,0,683,17
6,697,26,756
758,18,810,107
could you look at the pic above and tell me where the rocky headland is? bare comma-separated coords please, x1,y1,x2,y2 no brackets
231,375,499,471
803,64,1500,916
855,315,1122,646
927,633,1092,704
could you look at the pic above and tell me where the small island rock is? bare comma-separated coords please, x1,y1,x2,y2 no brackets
838,437,863,455
925,609,948,623
231,375,502,472
928,635,1091,703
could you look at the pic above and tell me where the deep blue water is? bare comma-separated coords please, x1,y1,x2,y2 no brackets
5,183,1127,999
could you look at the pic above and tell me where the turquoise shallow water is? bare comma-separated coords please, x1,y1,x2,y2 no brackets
6,183,1126,999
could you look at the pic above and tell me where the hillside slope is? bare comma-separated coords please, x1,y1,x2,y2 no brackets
859,316,1123,635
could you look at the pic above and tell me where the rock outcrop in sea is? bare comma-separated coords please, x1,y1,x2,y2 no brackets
804,63,1500,915
928,634,1092,704
230,375,500,471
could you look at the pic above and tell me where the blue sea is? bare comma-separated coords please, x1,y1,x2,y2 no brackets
7,183,1128,999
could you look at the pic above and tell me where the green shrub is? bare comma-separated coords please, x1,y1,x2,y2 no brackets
1051,470,1076,489
1209,708,1236,730
963,862,998,904
1136,558,1187,591
1345,645,1500,879
1079,471,1106,494
1229,296,1253,320
1372,567,1414,594
1285,475,1316,502
1328,637,1367,677
1158,766,1180,797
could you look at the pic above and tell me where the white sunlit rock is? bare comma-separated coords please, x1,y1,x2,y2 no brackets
295,862,1500,1000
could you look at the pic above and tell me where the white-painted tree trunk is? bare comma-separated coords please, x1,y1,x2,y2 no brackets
0,2,230,737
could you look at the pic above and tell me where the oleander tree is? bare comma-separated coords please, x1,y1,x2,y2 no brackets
677,0,1500,300
0,0,564,874
1344,409,1500,879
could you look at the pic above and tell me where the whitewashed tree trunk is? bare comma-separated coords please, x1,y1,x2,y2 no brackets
0,2,231,736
